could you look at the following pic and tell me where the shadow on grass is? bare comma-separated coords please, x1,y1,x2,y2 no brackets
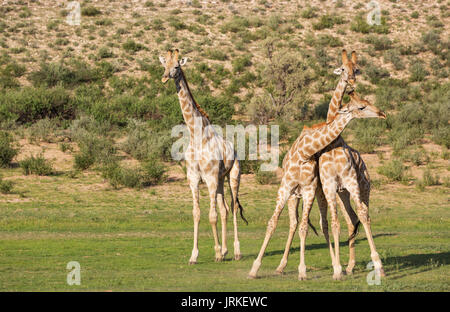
382,251,449,280
241,233,397,260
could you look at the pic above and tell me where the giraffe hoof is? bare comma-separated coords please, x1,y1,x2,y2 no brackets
234,254,242,261
275,269,284,275
189,260,197,265
345,268,354,275
215,256,224,262
247,274,258,279
298,274,307,281
333,273,343,281
378,268,386,277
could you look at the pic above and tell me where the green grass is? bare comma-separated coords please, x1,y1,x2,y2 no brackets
0,166,448,291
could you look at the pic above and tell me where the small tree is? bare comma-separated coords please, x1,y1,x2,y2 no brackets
249,43,314,123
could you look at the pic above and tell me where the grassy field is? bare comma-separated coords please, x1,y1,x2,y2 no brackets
0,0,449,292
0,163,448,291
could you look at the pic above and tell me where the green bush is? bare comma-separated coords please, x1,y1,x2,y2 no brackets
122,39,145,53
255,168,277,185
20,154,53,175
409,61,429,82
0,86,73,123
377,160,408,182
121,119,173,161
364,64,390,84
0,131,17,167
0,175,13,194
312,14,345,30
81,6,102,16
141,157,167,186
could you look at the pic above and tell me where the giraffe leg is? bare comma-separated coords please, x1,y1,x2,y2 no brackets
217,178,228,259
187,167,201,265
275,195,299,274
337,190,359,275
248,181,292,279
323,181,343,280
229,159,242,261
347,183,385,277
298,185,316,280
205,176,222,262
316,183,337,271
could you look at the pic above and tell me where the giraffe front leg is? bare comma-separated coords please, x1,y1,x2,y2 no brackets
298,186,315,281
188,170,201,265
248,184,291,279
276,195,299,275
337,190,359,275
323,183,342,280
229,161,242,261
205,177,222,262
316,184,336,268
217,179,228,259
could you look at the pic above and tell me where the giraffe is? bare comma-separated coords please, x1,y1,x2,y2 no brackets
316,89,386,280
248,90,386,280
159,49,247,264
273,50,360,277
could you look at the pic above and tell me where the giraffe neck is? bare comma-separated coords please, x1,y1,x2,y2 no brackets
326,77,348,124
299,113,353,161
174,68,210,136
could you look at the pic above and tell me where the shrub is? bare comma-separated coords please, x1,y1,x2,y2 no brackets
416,169,440,190
0,131,17,167
141,157,167,186
81,6,102,17
312,14,345,30
364,35,392,51
232,55,252,74
364,64,390,84
377,160,408,182
121,120,173,162
350,15,389,34
20,154,53,175
0,175,13,194
122,39,145,53
300,7,318,19
0,86,73,123
409,61,429,82
352,120,386,153
383,50,404,70
28,118,56,143
255,169,277,185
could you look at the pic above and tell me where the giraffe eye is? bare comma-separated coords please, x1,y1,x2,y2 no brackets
359,107,365,111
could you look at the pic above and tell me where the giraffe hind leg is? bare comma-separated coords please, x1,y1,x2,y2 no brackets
276,195,299,274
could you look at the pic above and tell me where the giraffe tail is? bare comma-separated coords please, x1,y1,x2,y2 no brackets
347,220,361,242
308,218,318,236
236,197,248,225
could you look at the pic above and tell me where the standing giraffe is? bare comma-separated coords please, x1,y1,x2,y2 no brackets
159,49,247,263
316,89,386,280
248,91,386,280
274,50,360,276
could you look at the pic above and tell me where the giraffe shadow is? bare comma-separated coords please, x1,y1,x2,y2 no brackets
240,233,396,261
380,251,449,279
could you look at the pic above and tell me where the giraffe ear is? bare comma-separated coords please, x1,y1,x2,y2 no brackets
179,57,188,66
159,56,166,65
333,67,343,75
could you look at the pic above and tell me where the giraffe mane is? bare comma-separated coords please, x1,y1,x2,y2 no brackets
180,69,210,120
303,115,337,130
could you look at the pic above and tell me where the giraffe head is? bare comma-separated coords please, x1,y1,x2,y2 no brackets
159,49,188,83
333,49,360,91
339,90,386,119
